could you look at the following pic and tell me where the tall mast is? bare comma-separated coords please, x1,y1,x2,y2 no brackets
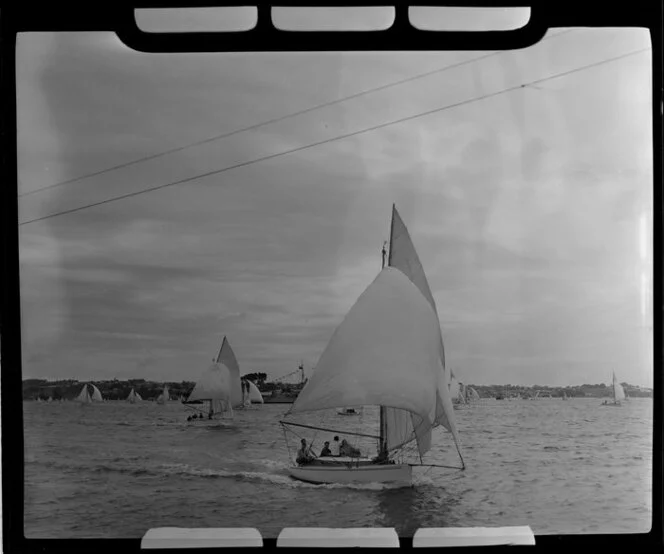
379,204,396,457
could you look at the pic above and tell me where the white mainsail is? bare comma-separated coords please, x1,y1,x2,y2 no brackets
290,267,445,457
467,387,481,401
127,388,142,403
77,383,102,403
457,382,467,404
384,205,461,459
217,337,243,408
90,384,103,402
76,385,91,403
389,206,449,380
157,384,170,405
613,373,625,402
188,362,234,416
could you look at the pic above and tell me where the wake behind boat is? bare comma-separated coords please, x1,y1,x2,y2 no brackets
280,205,464,486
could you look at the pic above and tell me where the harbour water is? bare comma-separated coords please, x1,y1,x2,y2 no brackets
24,397,652,538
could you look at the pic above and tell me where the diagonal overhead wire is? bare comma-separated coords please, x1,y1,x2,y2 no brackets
18,29,575,199
19,46,650,227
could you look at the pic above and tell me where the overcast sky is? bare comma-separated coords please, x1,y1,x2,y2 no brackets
16,8,653,387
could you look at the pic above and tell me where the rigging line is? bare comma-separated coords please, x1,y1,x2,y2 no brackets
409,463,465,470
19,29,576,199
19,46,649,227
280,420,381,440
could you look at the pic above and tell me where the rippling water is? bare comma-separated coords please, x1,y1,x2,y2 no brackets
24,397,652,538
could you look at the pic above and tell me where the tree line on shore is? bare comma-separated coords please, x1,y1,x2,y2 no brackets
470,383,652,399
22,377,652,401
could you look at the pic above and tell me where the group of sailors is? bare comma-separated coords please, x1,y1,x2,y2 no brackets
296,435,362,465
187,413,213,421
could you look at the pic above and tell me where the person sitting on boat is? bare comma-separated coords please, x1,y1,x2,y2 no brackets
339,439,361,457
320,441,332,457
330,436,341,456
296,439,315,465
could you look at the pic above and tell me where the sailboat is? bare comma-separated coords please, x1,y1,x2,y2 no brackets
157,384,170,405
601,372,625,407
127,388,142,403
280,205,464,485
245,380,264,404
216,336,244,409
76,383,104,403
465,386,481,403
185,356,235,421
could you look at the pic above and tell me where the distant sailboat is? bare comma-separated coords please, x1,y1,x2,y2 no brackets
91,384,103,402
157,385,170,405
465,387,481,402
76,383,104,404
449,371,460,402
280,205,464,485
127,388,142,403
246,380,263,404
215,336,245,408
449,374,467,409
601,372,625,407
240,379,252,408
185,359,235,421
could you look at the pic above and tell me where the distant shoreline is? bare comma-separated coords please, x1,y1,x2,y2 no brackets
22,378,653,401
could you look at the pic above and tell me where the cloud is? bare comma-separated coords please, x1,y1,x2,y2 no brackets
16,28,653,387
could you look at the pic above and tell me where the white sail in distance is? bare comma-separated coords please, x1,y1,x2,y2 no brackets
76,384,91,403
467,387,481,401
189,362,233,415
613,373,625,401
91,384,103,402
217,337,243,407
157,385,170,404
127,388,142,403
247,380,263,404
